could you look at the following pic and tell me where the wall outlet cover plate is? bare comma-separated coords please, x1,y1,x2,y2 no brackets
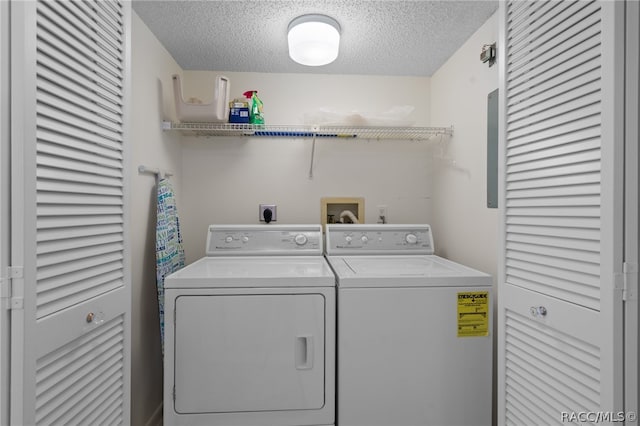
259,204,277,222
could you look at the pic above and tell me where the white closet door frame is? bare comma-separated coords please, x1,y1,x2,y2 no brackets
497,1,625,423
600,0,626,412
624,0,639,422
0,1,11,424
9,2,37,421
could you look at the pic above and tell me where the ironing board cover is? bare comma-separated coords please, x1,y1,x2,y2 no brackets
156,178,185,355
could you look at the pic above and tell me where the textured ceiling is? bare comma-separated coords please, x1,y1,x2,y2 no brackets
133,0,498,77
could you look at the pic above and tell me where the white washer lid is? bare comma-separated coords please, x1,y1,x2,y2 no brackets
326,255,492,287
165,256,336,288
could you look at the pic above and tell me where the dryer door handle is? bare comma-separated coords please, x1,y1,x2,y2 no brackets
295,335,314,370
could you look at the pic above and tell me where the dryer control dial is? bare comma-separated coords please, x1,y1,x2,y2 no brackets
405,233,418,244
294,234,308,245
225,236,233,243
345,235,353,243
361,235,369,243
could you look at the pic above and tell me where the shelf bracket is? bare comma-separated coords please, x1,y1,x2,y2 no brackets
308,126,319,179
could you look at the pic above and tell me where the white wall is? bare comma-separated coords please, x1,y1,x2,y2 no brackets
131,12,183,426
180,72,433,262
430,13,499,278
430,12,499,426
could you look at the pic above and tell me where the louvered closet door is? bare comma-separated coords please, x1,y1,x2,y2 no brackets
10,1,131,424
498,1,624,425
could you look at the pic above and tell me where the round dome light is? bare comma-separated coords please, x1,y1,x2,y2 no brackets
288,14,341,66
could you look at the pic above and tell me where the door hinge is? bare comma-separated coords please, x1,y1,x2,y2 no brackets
8,266,23,279
623,262,638,301
0,276,7,308
7,266,24,310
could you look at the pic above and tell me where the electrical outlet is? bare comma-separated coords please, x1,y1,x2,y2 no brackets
259,204,277,222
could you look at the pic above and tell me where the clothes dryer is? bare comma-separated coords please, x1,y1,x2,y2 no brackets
325,224,492,426
164,225,335,426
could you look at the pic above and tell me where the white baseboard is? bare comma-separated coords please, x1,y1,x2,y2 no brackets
145,402,163,426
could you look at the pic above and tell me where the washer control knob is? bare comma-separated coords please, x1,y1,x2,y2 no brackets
361,235,369,243
294,234,308,245
405,233,418,244
345,235,353,243
242,236,249,243
225,236,233,243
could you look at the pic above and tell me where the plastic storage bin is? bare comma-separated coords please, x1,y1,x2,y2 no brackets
172,74,230,122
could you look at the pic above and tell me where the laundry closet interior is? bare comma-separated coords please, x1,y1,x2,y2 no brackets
1,1,637,426
129,2,502,423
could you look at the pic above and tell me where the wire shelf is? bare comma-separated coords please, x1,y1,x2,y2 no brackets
163,121,453,140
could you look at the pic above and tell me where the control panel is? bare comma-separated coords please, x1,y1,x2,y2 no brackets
206,224,323,256
325,224,434,255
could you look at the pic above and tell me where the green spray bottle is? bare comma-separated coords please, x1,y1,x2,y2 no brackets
243,90,264,125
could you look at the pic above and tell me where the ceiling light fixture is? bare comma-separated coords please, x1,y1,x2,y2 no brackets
288,14,341,66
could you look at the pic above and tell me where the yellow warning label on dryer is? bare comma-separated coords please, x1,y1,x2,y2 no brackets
457,291,489,337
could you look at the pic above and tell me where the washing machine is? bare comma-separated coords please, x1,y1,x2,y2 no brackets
164,224,335,426
325,224,492,426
